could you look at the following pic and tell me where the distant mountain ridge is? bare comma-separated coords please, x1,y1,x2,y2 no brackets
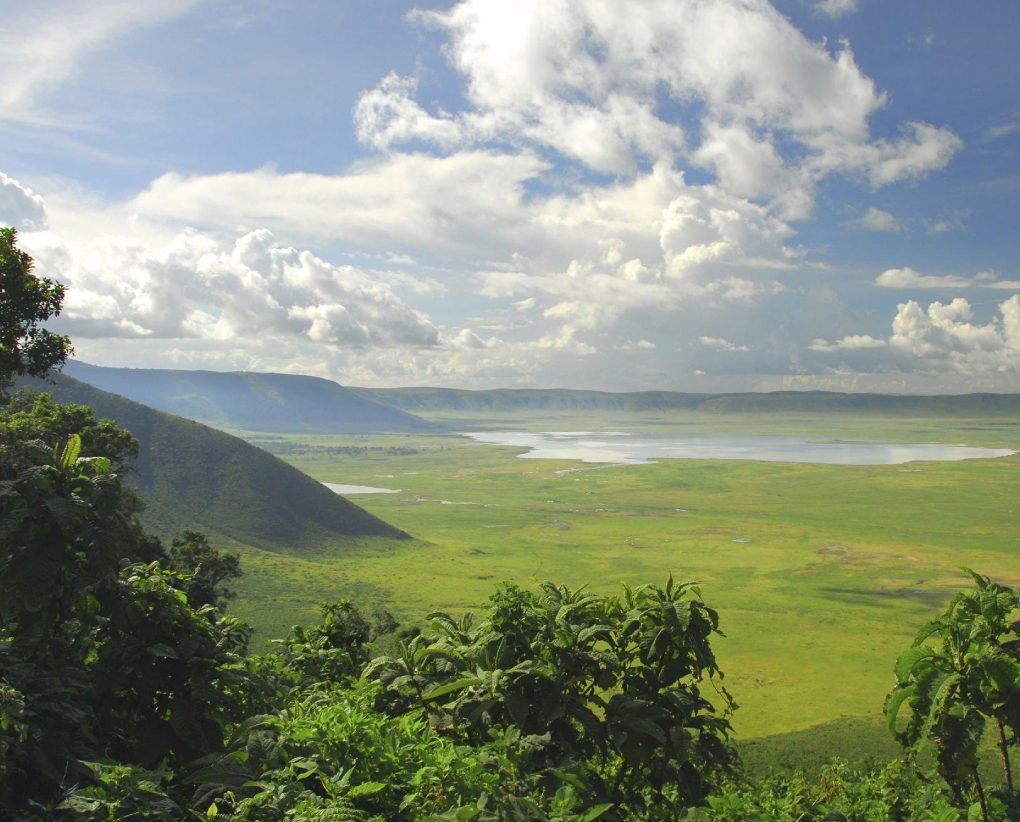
27,374,410,549
64,361,433,433
354,386,1020,416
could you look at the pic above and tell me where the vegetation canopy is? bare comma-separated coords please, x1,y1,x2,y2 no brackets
0,227,72,390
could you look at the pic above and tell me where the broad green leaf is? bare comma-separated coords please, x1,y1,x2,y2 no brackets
423,676,482,700
347,781,387,798
579,803,615,821
894,645,937,681
58,434,81,469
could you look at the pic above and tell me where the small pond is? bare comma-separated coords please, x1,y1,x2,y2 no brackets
460,431,1015,466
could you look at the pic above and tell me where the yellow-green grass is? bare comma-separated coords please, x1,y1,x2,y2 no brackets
226,412,1020,762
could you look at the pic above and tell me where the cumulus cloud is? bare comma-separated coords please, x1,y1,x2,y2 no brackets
812,297,1020,375
351,0,962,215
40,228,440,349
889,297,1020,372
0,173,48,230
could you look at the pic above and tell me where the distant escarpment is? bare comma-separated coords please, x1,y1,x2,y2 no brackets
65,361,434,433
354,387,1020,416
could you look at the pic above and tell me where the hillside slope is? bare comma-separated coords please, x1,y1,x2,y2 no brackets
29,374,410,549
355,387,1020,416
64,361,434,433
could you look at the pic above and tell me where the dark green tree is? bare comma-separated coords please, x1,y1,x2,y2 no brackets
886,570,1020,820
0,389,139,479
0,436,248,813
0,226,72,390
167,529,242,610
365,578,736,815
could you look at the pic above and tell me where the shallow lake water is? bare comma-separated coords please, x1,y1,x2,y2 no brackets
461,430,1016,466
322,482,400,495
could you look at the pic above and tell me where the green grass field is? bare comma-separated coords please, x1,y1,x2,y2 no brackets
225,410,1020,769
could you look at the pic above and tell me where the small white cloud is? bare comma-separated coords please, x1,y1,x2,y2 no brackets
840,335,887,350
875,267,971,289
815,0,859,18
985,119,1020,142
853,207,899,232
875,267,1020,290
810,335,886,352
443,327,499,349
699,336,749,352
354,72,463,151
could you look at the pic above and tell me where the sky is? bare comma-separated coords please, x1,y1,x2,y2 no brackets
1,0,1018,393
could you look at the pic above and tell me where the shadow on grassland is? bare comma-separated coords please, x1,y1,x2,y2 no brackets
738,715,900,777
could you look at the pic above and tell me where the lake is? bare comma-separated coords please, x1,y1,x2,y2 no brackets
322,482,400,495
461,430,1016,466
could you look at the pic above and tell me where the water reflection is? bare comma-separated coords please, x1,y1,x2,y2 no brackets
461,431,1015,466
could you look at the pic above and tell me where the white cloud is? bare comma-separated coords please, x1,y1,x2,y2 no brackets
809,335,886,352
985,118,1020,143
0,0,203,127
812,297,1020,376
443,327,500,349
129,152,552,259
853,207,899,232
0,173,48,230
386,0,960,211
876,267,1020,290
699,336,749,352
38,227,441,348
354,72,463,151
889,297,1020,372
815,0,859,17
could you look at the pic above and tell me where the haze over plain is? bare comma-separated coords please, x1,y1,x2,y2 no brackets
1,0,1018,393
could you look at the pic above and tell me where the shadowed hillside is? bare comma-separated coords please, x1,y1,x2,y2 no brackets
355,386,1020,416
28,374,410,549
64,361,434,433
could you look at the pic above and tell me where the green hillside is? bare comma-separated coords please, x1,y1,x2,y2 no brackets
30,374,410,549
355,385,1020,416
64,361,435,433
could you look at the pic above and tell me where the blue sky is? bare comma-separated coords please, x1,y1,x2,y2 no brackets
1,0,1018,392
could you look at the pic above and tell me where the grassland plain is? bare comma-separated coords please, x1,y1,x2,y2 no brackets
227,411,1020,770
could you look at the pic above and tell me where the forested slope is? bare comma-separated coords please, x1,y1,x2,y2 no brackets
29,374,410,548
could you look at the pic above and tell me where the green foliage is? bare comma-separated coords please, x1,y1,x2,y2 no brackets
0,389,139,480
693,758,965,821
0,227,72,389
0,433,250,813
168,529,243,610
887,571,1020,813
365,578,736,815
58,761,185,820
